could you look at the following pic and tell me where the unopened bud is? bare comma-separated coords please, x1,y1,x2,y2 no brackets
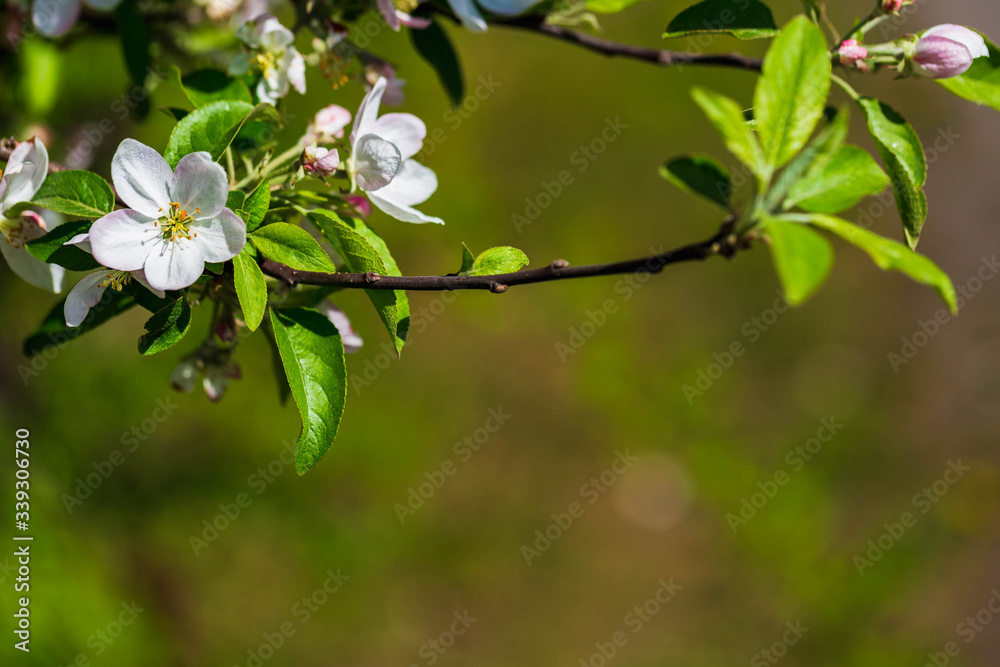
838,39,869,67
171,359,199,393
911,24,989,79
302,145,340,177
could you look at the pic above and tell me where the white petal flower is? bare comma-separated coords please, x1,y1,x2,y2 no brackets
375,0,431,32
89,139,247,291
32,0,124,37
0,137,64,292
308,104,352,143
445,0,541,32
235,14,307,104
349,78,444,225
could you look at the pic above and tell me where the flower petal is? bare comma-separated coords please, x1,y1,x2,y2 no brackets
351,77,387,145
112,139,173,218
312,104,352,140
374,160,438,206
0,235,65,292
89,208,161,272
0,164,37,212
446,0,487,32
354,134,402,191
286,50,307,95
64,271,110,327
318,302,363,352
371,113,426,161
142,239,206,291
170,152,229,219
923,24,989,59
367,176,445,225
377,0,401,30
132,269,166,299
64,232,93,254
190,208,246,262
477,0,541,16
32,0,81,36
5,138,48,200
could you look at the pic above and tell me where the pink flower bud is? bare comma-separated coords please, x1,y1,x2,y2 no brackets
838,39,869,67
310,104,351,142
912,24,989,79
302,146,341,177
344,194,372,219
881,0,904,13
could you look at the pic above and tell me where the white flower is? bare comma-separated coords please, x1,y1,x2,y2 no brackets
31,0,122,38
231,14,306,104
912,25,989,79
306,104,352,143
0,138,64,293
61,232,164,327
349,77,444,225
318,301,363,353
375,0,431,31
88,139,247,292
445,0,542,32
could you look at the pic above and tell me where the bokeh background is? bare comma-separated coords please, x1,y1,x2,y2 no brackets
1,0,999,664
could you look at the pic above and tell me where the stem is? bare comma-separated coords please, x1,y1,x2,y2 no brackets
225,147,236,186
842,10,891,44
831,74,861,100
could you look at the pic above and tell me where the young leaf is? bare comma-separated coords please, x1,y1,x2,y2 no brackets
233,249,268,331
765,105,850,210
250,223,338,273
460,247,529,276
241,178,270,232
269,307,347,475
691,87,766,180
410,20,464,106
587,0,647,14
25,220,101,271
29,170,115,218
763,217,833,305
660,155,732,210
754,16,831,171
23,291,135,358
664,0,778,40
180,69,253,108
805,213,957,312
458,243,475,274
785,145,890,213
857,97,927,249
308,210,408,356
226,190,246,211
164,101,280,168
138,298,193,355
938,36,1000,111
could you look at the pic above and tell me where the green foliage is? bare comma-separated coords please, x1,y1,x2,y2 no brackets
458,243,475,274
28,170,115,219
763,217,833,305
785,145,890,213
587,0,647,14
410,20,464,107
938,36,1000,111
138,298,193,355
250,222,338,273
664,0,778,40
308,210,410,357
691,87,766,180
25,220,100,271
660,155,732,210
857,97,927,249
164,101,279,168
459,246,530,276
269,307,347,475
233,250,268,332
754,16,831,172
178,69,253,107
241,179,271,232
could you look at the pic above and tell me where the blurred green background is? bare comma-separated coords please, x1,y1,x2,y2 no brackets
2,1,1000,665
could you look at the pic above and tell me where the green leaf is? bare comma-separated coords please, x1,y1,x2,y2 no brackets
664,0,778,40
25,220,101,271
241,179,270,232
269,308,347,475
233,249,268,332
660,155,732,210
29,170,115,218
458,243,475,274
308,210,409,356
857,97,927,249
691,87,766,180
410,20,464,107
460,247,530,276
938,36,1000,111
763,217,833,305
138,298,193,355
785,145,890,213
164,101,279,168
226,190,246,211
587,0,647,14
805,213,957,312
754,16,831,171
23,290,135,358
249,223,338,273
180,69,253,108
765,105,850,210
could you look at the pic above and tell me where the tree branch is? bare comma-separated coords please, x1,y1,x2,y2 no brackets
261,223,745,293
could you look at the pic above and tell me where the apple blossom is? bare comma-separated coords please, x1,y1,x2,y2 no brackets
838,39,869,68
31,0,122,38
318,302,363,353
365,65,407,107
912,25,989,80
376,0,431,31
0,138,65,293
880,0,904,13
307,105,352,143
446,0,543,32
88,139,247,291
302,146,341,177
349,77,444,225
230,14,306,104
